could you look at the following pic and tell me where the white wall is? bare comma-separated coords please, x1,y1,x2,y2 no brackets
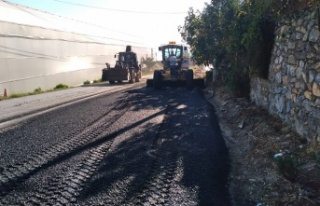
0,21,151,94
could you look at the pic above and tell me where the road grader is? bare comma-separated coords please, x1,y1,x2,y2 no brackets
146,41,204,89
102,45,141,84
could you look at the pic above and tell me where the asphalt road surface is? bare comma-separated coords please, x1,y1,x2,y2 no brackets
0,83,231,205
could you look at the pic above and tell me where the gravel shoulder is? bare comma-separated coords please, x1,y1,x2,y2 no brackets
204,82,320,206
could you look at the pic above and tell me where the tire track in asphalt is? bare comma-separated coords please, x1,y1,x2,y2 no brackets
122,97,179,206
0,94,131,200
72,89,170,206
23,143,114,205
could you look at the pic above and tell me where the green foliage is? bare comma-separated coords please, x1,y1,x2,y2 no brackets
83,80,91,85
275,155,298,181
310,152,320,165
34,87,42,93
205,70,213,83
141,57,157,69
54,83,69,90
179,0,290,96
9,93,27,99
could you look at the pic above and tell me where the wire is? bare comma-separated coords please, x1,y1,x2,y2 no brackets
2,0,145,40
53,0,187,14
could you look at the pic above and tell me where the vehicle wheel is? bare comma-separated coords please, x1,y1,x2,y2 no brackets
117,80,123,83
109,80,115,84
146,79,153,87
186,69,194,89
102,71,107,81
153,70,162,90
135,70,140,82
129,69,134,83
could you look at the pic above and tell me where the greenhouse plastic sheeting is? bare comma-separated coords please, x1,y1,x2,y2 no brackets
0,1,151,94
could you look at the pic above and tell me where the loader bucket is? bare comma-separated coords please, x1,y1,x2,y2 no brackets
102,68,128,82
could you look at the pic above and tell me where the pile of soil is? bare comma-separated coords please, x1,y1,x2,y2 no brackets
204,82,320,206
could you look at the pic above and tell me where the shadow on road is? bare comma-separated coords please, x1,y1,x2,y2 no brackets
79,87,231,205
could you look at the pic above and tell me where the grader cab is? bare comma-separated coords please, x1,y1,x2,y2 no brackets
147,42,204,89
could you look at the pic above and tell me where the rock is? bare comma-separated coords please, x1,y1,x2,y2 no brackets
281,127,291,133
298,162,320,191
288,42,295,49
304,91,312,100
315,73,320,84
238,120,245,129
288,55,296,65
309,29,320,42
308,70,315,83
312,83,320,97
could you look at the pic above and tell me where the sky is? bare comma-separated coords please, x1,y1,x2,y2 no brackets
5,0,211,48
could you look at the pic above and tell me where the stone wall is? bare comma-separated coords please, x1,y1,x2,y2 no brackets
251,9,320,141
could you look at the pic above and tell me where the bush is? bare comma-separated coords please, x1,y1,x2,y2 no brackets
83,80,91,85
275,155,298,181
54,83,69,90
9,93,26,98
34,87,42,93
205,70,213,83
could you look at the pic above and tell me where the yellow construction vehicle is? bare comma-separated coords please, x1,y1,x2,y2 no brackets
146,42,204,89
102,45,141,84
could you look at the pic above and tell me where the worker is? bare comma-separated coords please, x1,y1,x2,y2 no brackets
169,54,177,68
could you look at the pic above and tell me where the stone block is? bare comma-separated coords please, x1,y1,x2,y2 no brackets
296,52,307,60
314,62,320,71
275,95,285,113
282,76,288,84
313,44,319,52
287,65,296,76
296,26,307,34
296,67,303,79
295,32,304,40
307,52,315,59
315,99,320,108
272,85,283,94
275,72,282,84
304,91,313,100
290,78,296,85
302,72,307,83
288,55,296,65
312,83,320,97
315,73,320,84
288,42,296,49
309,29,320,42
296,41,305,51
308,70,315,83
292,87,298,94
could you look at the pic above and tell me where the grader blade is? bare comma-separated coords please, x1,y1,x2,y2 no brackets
146,79,205,89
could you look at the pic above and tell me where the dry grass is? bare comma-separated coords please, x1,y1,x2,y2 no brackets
205,82,320,205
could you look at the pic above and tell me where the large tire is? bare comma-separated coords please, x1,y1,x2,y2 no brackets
153,70,162,90
135,70,140,82
102,70,107,81
186,69,194,89
128,69,134,83
146,79,153,87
